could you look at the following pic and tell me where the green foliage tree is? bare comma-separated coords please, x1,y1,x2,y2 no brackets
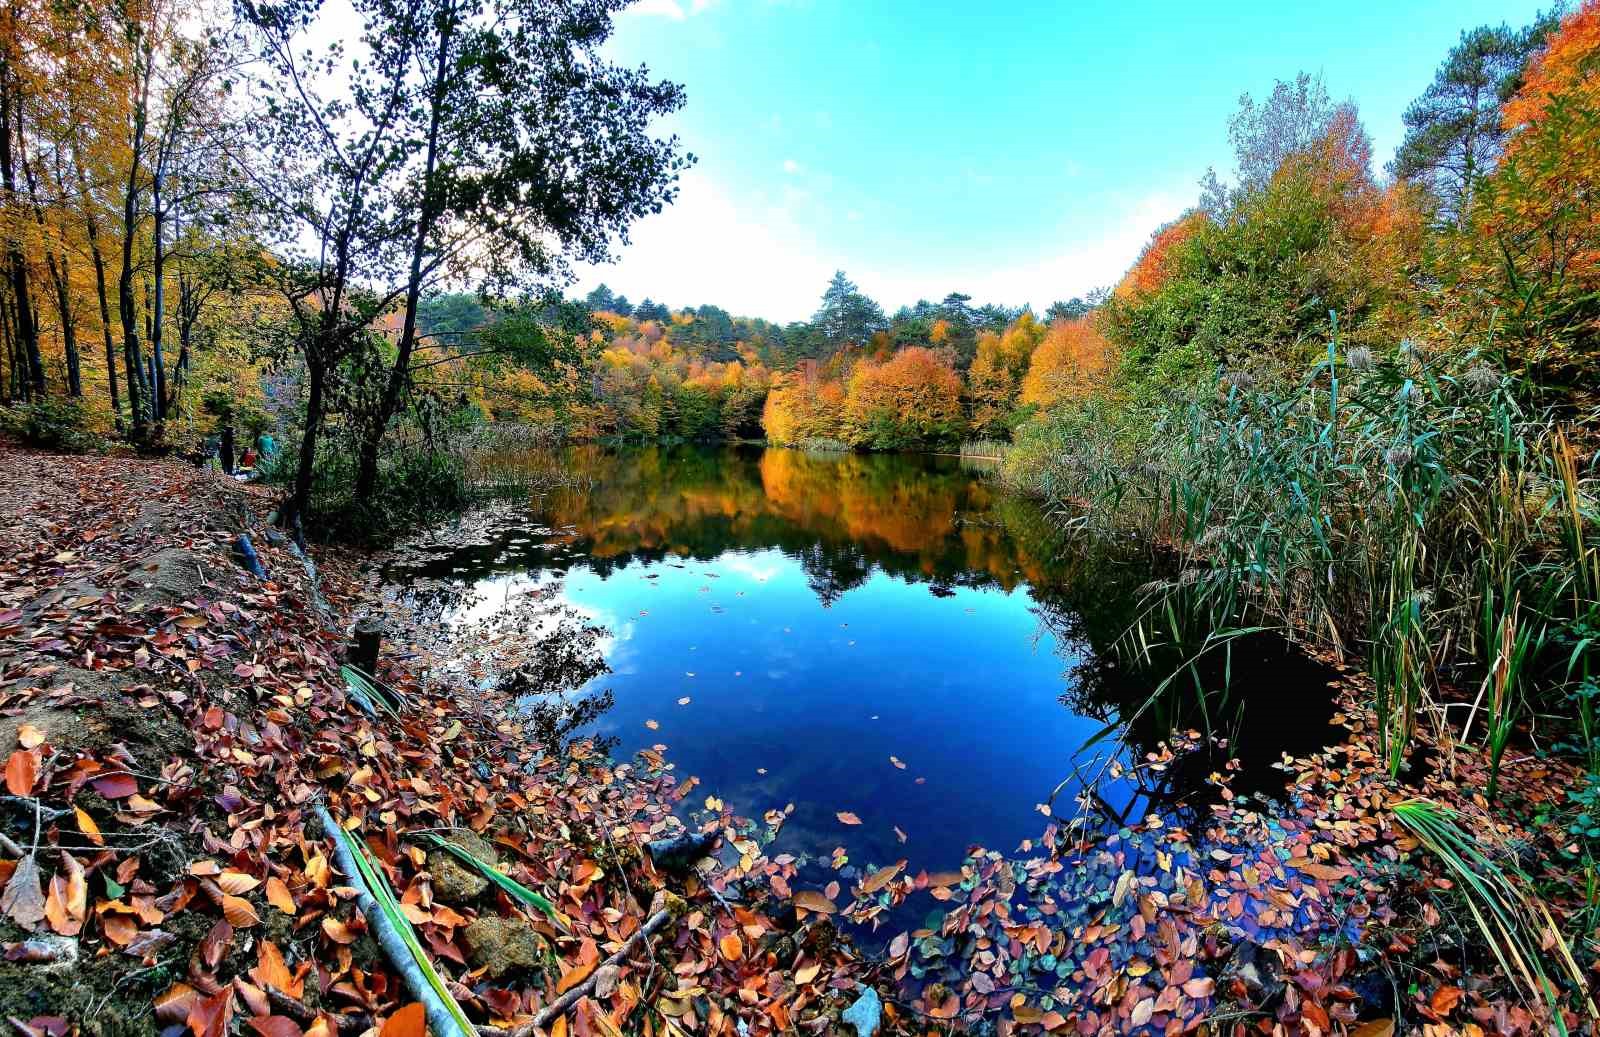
812,270,886,351
1391,13,1558,226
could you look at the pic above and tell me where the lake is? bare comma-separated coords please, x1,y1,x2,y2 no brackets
386,443,1336,886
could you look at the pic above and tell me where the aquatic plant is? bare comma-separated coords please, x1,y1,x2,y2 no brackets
1394,799,1595,1031
1014,330,1600,779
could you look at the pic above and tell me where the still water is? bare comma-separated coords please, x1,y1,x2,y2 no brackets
388,444,1331,879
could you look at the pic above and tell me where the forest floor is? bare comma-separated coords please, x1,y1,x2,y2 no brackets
0,443,1593,1037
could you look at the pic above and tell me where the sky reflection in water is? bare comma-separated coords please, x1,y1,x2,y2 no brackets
391,444,1308,879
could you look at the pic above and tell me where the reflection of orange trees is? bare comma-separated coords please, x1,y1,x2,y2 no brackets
521,445,1078,593
758,449,957,555
1019,316,1115,409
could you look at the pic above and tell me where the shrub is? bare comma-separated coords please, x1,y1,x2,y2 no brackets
0,397,100,453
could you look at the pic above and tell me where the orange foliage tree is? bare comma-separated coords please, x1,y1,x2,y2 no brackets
968,311,1046,434
1019,315,1115,409
1451,0,1600,388
843,346,964,449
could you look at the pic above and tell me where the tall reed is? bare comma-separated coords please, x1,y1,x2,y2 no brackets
1011,332,1600,782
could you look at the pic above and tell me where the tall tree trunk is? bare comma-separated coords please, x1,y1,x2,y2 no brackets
84,207,121,424
0,64,41,398
118,38,153,435
284,348,328,544
150,171,167,420
353,6,455,503
45,255,80,396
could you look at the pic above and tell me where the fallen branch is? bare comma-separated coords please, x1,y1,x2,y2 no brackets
490,894,677,1037
314,803,469,1037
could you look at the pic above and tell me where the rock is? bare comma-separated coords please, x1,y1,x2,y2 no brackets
842,986,881,1037
645,829,717,875
462,915,546,979
427,831,499,902
1349,968,1395,1018
1225,940,1286,1010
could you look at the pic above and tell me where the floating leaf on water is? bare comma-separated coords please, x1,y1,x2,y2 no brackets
836,811,862,825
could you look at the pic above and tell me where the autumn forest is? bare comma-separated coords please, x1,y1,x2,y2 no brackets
4,0,1600,1035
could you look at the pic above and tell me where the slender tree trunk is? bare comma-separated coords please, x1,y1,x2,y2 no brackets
354,7,455,503
285,349,327,542
83,206,121,424
45,255,80,396
119,41,153,435
0,66,41,397
0,288,13,401
150,171,167,420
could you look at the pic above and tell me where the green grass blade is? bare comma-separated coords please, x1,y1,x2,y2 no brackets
425,833,569,930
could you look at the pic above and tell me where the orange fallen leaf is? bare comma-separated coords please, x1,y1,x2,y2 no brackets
835,811,861,825
74,806,103,846
379,1003,426,1037
17,724,44,749
4,749,37,797
718,932,743,961
791,890,836,915
265,877,296,915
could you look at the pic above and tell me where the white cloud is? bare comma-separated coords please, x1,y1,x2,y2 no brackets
781,158,802,175
574,175,1190,321
624,0,717,19
574,172,835,320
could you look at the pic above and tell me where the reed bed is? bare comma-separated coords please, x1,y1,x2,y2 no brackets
1009,337,1600,789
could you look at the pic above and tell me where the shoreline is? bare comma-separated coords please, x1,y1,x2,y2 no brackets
0,443,1592,1035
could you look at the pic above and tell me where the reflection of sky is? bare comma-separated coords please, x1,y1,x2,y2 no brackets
464,544,1112,876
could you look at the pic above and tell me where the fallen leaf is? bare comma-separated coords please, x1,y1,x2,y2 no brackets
378,1003,426,1037
791,890,836,915
836,811,861,825
17,724,45,749
1,853,46,929
4,749,38,797
718,932,743,961
265,877,296,915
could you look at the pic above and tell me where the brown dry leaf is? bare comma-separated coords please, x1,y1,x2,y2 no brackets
245,1019,304,1037
265,877,296,915
794,962,820,985
378,1004,426,1037
791,890,836,915
1181,977,1214,998
16,724,44,749
154,983,203,1025
321,916,359,944
860,862,902,894
1431,986,1463,1015
188,986,235,1037
251,940,299,996
718,932,743,961
217,871,262,895
0,853,46,929
222,894,260,928
1350,1021,1394,1037
835,811,861,825
4,749,38,797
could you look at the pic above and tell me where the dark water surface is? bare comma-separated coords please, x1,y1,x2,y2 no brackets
388,444,1335,882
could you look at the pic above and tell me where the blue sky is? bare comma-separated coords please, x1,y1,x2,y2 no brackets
574,0,1549,322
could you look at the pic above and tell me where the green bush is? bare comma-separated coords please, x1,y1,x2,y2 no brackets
0,397,100,453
